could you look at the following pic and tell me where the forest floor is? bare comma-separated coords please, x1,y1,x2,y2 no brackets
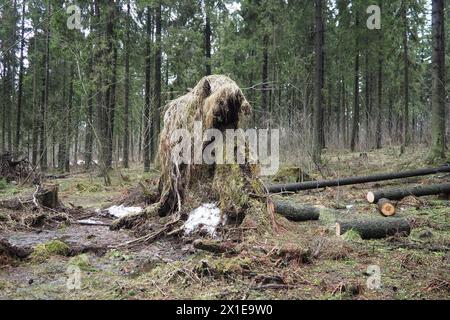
0,145,449,300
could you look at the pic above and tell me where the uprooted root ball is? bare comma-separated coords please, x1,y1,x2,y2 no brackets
113,75,271,237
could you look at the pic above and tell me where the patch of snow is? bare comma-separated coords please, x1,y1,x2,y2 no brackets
77,219,107,225
184,203,222,237
106,205,142,218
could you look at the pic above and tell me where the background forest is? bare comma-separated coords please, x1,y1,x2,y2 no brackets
0,0,448,175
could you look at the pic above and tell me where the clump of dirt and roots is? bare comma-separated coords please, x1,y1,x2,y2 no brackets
110,75,274,243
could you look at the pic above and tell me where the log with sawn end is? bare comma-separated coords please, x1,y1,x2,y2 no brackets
367,183,450,204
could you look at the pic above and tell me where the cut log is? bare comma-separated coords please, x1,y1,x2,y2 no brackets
336,218,411,240
267,165,450,193
272,200,320,222
377,198,396,217
367,183,450,203
36,184,59,209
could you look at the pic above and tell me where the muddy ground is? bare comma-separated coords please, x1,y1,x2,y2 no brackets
0,146,449,300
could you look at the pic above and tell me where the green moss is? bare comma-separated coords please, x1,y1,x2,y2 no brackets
69,254,93,271
31,240,70,262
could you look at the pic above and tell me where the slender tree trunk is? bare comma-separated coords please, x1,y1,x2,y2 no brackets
144,6,152,172
31,33,38,166
430,0,446,160
39,2,51,171
151,1,162,163
376,24,384,150
123,0,131,168
261,34,269,123
65,65,74,172
364,51,371,148
402,4,410,153
58,63,67,170
313,0,325,163
351,41,360,151
1,68,6,153
84,3,95,170
204,0,212,76
15,0,26,153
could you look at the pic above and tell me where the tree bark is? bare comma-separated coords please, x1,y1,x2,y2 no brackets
39,1,51,171
336,218,411,239
402,3,410,152
261,34,269,122
144,6,153,172
204,0,212,76
351,17,360,152
123,0,131,169
151,1,162,163
367,183,450,203
15,0,26,153
313,0,325,163
430,0,446,160
273,200,320,222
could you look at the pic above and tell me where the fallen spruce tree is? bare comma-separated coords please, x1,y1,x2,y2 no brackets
367,183,450,203
268,165,450,193
111,75,272,237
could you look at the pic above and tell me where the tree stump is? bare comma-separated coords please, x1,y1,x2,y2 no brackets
36,184,59,209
